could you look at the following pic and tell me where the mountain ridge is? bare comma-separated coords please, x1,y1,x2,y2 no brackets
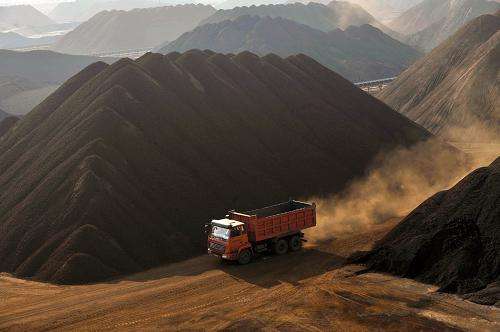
161,15,421,81
0,4,54,31
389,0,500,51
51,4,216,55
379,12,500,141
199,2,398,38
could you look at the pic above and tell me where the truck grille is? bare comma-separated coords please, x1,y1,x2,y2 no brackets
209,242,225,254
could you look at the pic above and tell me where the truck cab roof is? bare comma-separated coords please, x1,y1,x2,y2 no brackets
211,218,245,228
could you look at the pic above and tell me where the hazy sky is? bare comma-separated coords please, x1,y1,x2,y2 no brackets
0,0,68,4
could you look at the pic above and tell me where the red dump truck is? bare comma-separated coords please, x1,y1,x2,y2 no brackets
207,200,316,264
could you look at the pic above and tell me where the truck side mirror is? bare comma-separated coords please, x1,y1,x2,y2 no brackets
204,223,210,234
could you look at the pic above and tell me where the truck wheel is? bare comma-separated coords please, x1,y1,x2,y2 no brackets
289,235,302,251
238,250,252,265
274,239,288,255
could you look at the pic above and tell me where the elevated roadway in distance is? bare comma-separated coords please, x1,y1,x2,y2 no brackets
355,77,396,93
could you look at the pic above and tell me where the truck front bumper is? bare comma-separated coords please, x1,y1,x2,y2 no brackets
207,249,237,260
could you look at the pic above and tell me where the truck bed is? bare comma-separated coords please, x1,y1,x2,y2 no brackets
244,200,311,218
229,200,316,242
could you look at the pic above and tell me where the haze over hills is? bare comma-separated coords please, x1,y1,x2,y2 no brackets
0,30,57,49
217,0,287,10
388,0,500,51
48,0,194,23
355,157,500,306
0,49,114,115
0,50,431,284
0,5,77,48
379,12,500,142
344,0,423,22
51,4,216,55
199,2,394,36
161,15,421,81
0,4,54,31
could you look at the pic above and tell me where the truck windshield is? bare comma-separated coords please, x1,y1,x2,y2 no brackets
212,226,230,240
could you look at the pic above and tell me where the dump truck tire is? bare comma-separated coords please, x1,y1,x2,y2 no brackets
238,250,252,265
274,239,288,255
289,235,302,251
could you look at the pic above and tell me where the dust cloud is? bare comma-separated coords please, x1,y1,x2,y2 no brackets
306,126,499,243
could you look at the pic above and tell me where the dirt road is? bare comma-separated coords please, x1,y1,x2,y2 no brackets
1,220,499,331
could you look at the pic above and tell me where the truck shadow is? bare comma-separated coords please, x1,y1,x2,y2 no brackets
218,248,345,288
118,247,344,287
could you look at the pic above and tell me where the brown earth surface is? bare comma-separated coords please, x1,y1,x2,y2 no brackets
1,218,498,331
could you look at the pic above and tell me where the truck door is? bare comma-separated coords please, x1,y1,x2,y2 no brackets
228,225,250,253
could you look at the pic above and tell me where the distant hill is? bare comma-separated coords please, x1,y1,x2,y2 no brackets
0,50,114,84
0,5,54,31
0,50,430,284
354,156,500,306
0,31,58,49
199,2,395,36
51,5,216,55
0,50,114,115
379,12,500,142
161,15,421,81
388,0,500,51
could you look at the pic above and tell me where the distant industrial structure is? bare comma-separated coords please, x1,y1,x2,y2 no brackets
355,77,396,93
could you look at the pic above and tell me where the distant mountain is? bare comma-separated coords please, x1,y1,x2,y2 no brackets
49,0,186,23
0,50,430,284
0,31,58,49
217,0,287,10
388,0,500,51
354,156,500,306
0,50,114,115
161,15,421,81
379,12,500,141
0,5,54,31
51,5,216,55
200,2,393,35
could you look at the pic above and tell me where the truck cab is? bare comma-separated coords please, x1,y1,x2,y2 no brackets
207,219,252,264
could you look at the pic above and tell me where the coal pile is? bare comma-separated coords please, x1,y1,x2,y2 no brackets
354,157,500,306
0,51,431,284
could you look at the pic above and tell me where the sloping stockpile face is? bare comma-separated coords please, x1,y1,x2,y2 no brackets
355,157,500,306
379,12,500,140
0,51,430,284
